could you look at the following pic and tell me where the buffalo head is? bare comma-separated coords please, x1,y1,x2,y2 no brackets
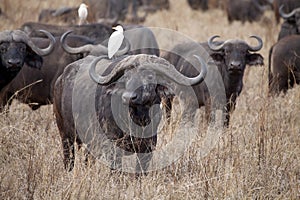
0,30,55,70
89,55,207,127
0,30,55,90
208,35,264,75
279,5,300,32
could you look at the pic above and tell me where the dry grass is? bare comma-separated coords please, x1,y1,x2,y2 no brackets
1,0,299,199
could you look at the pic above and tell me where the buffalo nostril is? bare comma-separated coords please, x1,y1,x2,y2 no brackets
229,61,242,70
131,93,137,101
122,92,137,104
230,61,241,67
7,59,22,67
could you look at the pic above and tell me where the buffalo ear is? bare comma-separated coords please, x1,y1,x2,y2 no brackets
25,51,43,69
247,53,264,66
210,52,224,63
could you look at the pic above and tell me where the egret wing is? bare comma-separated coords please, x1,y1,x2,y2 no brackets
108,32,124,59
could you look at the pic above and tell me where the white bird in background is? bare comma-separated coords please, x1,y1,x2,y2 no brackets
78,3,88,25
108,25,124,59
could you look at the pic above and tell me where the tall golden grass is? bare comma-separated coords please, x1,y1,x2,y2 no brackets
0,0,299,199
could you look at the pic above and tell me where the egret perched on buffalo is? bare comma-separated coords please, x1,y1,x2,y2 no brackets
108,25,125,59
78,3,88,25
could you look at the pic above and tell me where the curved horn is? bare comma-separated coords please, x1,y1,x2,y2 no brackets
0,30,13,42
89,55,133,85
247,35,263,52
17,30,56,56
89,55,207,86
139,55,207,86
208,35,225,51
89,56,108,84
30,30,56,56
279,5,300,19
61,30,101,54
61,30,130,56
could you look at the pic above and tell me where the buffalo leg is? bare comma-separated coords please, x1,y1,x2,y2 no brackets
163,97,173,125
224,100,236,127
277,74,289,94
62,138,75,171
0,91,14,112
135,136,157,175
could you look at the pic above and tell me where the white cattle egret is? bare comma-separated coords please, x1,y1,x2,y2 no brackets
78,3,88,25
108,25,124,59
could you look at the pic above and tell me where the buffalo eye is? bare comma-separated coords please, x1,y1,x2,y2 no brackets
224,49,231,55
19,46,26,53
146,74,154,81
122,71,131,81
76,53,84,59
240,51,247,56
0,45,7,53
141,70,156,85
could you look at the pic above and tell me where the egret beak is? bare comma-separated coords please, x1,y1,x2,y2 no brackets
112,26,117,30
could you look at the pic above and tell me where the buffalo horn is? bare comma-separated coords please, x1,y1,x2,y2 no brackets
3,30,55,56
89,55,130,85
61,30,130,56
208,35,262,52
89,55,207,86
0,31,12,42
247,35,263,52
26,30,56,56
139,55,207,86
279,5,300,19
61,30,103,54
208,35,225,51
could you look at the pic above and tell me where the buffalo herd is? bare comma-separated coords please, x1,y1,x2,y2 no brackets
269,4,300,95
1,0,299,173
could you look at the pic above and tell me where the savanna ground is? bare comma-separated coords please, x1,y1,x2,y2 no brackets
0,0,299,199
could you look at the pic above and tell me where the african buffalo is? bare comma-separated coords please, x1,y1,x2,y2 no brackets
277,6,300,40
53,54,206,172
38,0,125,25
38,0,157,25
268,35,300,95
187,0,209,11
38,7,79,25
87,0,169,25
0,34,95,110
0,30,55,106
225,0,269,24
87,0,143,24
163,35,264,126
273,0,300,24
